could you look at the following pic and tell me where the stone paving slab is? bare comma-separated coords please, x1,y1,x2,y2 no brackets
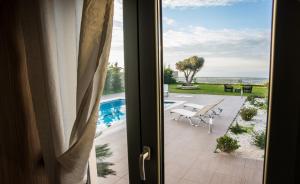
96,94,264,184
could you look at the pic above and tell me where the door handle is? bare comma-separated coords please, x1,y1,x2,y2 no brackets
139,146,151,181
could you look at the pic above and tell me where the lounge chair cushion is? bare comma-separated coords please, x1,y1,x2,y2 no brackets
184,103,204,110
170,109,196,117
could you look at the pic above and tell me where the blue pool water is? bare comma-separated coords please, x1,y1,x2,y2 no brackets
98,99,126,127
97,99,175,128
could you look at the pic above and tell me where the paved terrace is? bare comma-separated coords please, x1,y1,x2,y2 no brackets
95,93,264,184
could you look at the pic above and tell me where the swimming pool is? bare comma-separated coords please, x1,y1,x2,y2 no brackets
97,99,126,128
97,99,176,128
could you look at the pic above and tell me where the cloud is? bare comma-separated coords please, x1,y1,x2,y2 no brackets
163,26,270,58
113,0,123,27
111,0,124,49
163,26,271,77
162,0,254,8
109,0,271,77
164,27,269,47
108,0,124,65
168,56,269,77
163,17,175,26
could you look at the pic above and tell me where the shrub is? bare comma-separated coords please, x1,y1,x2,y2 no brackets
254,97,268,110
216,135,240,153
255,101,268,109
246,95,264,105
164,68,177,84
246,94,256,102
246,95,268,110
240,107,257,121
252,131,266,149
230,123,249,134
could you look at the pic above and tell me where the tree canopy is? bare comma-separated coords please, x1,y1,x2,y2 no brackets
103,62,124,94
175,56,204,85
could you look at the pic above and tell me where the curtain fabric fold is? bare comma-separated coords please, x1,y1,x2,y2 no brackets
17,0,114,183
59,0,114,183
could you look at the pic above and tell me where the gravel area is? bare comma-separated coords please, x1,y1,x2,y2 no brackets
226,98,267,160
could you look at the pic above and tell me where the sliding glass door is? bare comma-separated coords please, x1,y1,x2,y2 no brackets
162,1,274,184
90,0,299,184
124,0,164,183
90,0,163,184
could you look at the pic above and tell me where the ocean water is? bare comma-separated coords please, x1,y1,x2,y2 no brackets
176,77,269,85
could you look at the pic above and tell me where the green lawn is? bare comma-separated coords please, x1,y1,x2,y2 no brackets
169,83,268,97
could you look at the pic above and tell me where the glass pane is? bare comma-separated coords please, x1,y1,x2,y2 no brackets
162,0,272,183
94,0,129,183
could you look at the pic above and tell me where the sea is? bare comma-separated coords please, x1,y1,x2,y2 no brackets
176,77,269,85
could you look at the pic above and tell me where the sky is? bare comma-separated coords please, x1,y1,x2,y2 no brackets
109,0,273,78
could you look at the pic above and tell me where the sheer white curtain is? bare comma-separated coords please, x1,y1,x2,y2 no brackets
18,0,114,183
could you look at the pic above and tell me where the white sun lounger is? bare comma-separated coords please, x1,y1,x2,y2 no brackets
183,103,204,110
183,98,224,116
170,99,224,133
170,103,216,129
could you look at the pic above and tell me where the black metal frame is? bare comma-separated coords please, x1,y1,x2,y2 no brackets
264,0,300,183
123,0,142,183
123,0,163,183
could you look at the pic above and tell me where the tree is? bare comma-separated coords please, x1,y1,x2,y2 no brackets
103,63,124,94
175,56,204,85
103,67,112,95
111,63,123,93
164,68,177,84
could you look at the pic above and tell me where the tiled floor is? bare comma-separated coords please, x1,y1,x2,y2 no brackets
95,94,264,184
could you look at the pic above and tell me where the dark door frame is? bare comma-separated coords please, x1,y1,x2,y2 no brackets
123,0,143,183
137,0,164,183
123,0,163,183
265,0,300,183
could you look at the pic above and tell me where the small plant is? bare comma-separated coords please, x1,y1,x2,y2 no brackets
240,107,257,121
255,101,268,109
216,135,240,153
96,144,116,177
246,94,266,104
251,97,268,110
95,132,116,178
246,95,263,105
246,95,257,104
252,131,266,149
229,122,251,134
